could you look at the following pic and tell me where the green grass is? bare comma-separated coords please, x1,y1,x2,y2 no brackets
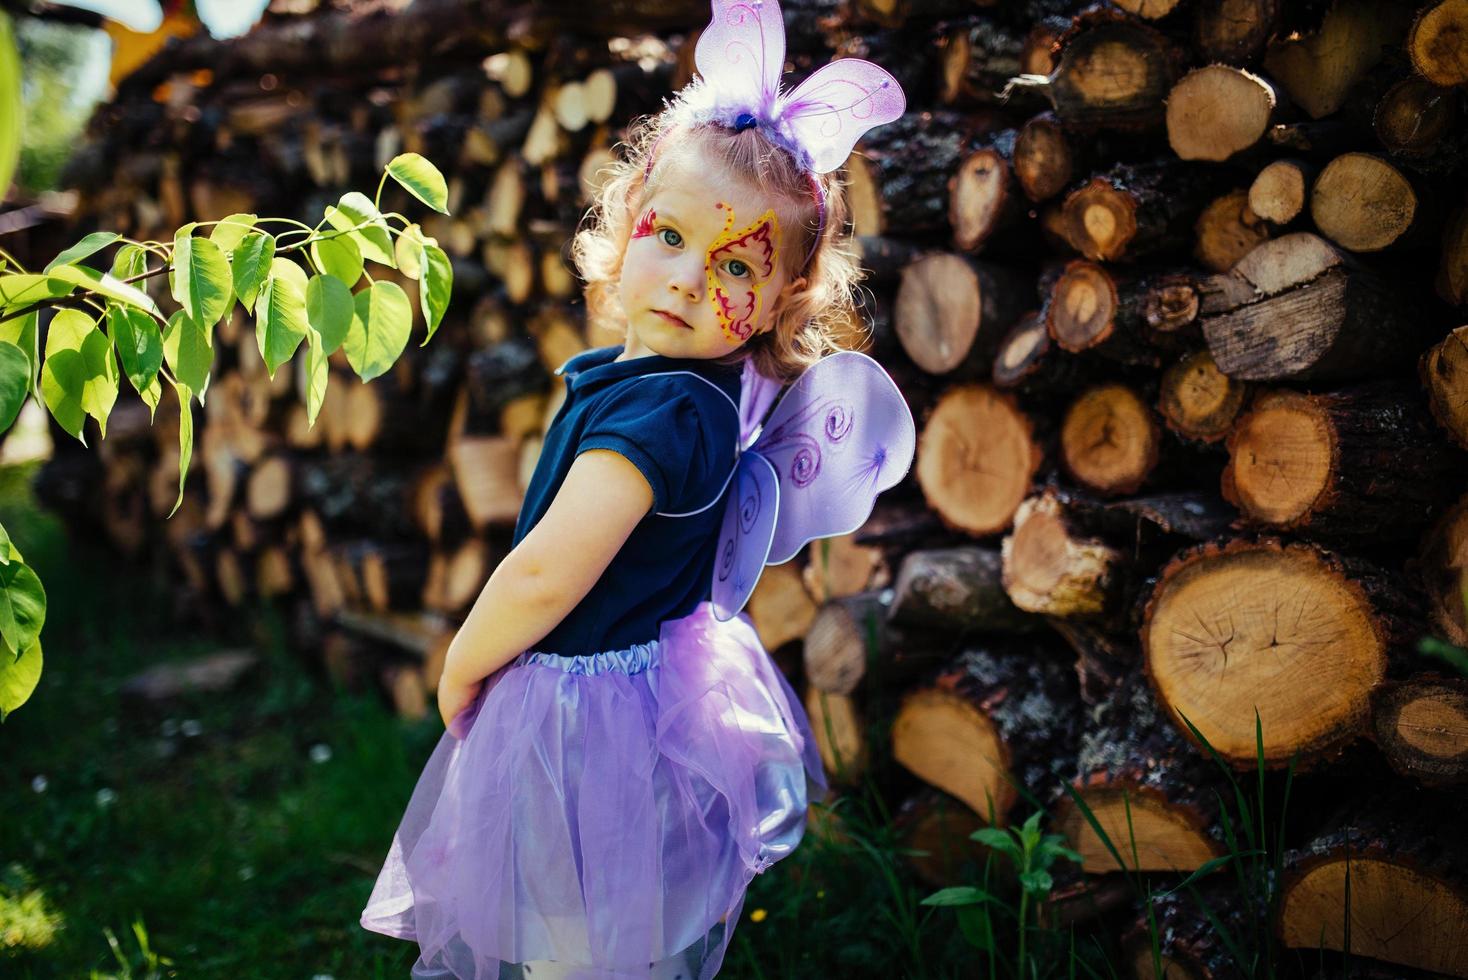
1,458,970,978
0,457,1381,979
0,460,429,977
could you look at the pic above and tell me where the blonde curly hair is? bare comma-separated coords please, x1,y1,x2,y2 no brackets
570,77,869,384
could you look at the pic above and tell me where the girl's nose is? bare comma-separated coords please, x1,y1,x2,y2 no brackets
667,256,704,301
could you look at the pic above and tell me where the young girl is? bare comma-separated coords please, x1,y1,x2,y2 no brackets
361,3,907,976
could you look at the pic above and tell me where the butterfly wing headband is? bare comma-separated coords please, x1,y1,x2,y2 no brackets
711,351,916,621
643,0,907,266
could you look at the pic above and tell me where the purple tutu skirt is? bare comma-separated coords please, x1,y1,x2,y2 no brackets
360,601,827,979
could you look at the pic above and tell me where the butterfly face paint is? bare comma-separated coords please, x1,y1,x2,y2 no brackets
706,202,780,344
631,208,656,239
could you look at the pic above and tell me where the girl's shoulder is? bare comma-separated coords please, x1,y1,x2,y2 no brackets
592,363,740,426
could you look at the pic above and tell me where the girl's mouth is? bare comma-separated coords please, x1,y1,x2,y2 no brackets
654,310,692,329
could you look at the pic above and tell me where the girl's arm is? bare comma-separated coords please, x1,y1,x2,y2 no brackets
436,449,654,724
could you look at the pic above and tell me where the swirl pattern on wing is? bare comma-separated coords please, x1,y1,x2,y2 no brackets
711,451,780,622
778,60,907,173
747,351,915,565
694,0,785,119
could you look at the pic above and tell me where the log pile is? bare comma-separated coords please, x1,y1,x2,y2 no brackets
21,0,1468,974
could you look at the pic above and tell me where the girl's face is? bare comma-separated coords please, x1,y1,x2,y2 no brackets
617,152,804,362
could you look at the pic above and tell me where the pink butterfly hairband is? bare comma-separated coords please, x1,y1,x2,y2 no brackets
640,0,907,270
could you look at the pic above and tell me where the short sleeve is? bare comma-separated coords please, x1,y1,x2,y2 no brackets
577,378,710,514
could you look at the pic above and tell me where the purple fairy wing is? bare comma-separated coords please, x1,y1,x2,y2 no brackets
710,450,780,622
708,351,915,621
749,350,914,563
777,59,907,174
737,356,782,450
694,0,786,121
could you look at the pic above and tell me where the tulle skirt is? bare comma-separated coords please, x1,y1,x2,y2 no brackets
360,601,828,979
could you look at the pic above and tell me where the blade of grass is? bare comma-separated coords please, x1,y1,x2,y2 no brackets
1177,710,1257,854
1183,880,1251,973
1059,784,1134,888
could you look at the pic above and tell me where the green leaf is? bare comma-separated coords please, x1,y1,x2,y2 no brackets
110,243,148,281
231,232,275,310
971,827,1021,860
139,374,161,420
0,520,12,564
954,905,994,952
40,347,86,443
209,213,258,252
44,231,121,273
0,340,28,433
419,243,452,345
0,274,71,309
45,265,161,319
386,152,450,214
311,232,363,287
1018,868,1052,897
0,640,41,721
167,377,193,519
394,225,424,278
344,280,411,382
255,276,309,379
0,12,21,207
269,255,309,296
107,304,164,399
303,324,329,428
0,550,45,657
172,229,232,328
1038,842,1084,867
0,310,38,402
41,309,116,443
162,310,214,400
305,274,353,354
919,886,998,908
325,191,395,266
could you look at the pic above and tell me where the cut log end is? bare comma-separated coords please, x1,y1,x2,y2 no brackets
1249,159,1311,225
1166,65,1275,162
1221,389,1333,525
1063,179,1138,262
1372,677,1468,787
1049,261,1117,352
1060,384,1160,496
1054,784,1222,872
1001,492,1119,618
1408,0,1468,87
1013,113,1072,203
1418,493,1468,646
805,687,869,784
1421,325,1468,452
1281,854,1468,976
1143,540,1388,767
895,254,980,374
892,687,1013,821
1159,349,1246,443
993,311,1049,387
1375,76,1459,156
1311,153,1418,253
950,149,1016,252
917,385,1041,535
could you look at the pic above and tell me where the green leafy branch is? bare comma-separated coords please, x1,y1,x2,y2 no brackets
920,809,1083,978
0,152,453,721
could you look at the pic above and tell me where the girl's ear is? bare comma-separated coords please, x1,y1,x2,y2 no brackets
769,275,808,319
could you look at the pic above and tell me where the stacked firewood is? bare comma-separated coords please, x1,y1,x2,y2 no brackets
26,0,1468,974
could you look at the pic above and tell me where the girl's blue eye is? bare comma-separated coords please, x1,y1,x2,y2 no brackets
654,225,749,278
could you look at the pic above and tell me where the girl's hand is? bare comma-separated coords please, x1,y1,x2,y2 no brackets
437,667,484,738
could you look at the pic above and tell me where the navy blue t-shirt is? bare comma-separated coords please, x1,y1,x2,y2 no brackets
510,345,744,656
